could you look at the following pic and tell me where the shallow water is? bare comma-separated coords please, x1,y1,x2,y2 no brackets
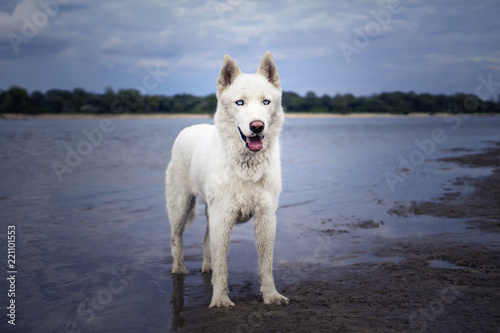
0,115,499,332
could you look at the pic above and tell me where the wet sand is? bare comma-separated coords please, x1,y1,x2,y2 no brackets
174,143,500,332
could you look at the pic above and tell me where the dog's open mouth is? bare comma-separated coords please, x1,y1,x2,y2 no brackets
238,127,264,152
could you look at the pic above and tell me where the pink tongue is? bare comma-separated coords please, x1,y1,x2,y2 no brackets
246,136,263,151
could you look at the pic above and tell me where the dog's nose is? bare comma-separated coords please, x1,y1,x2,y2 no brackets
249,120,265,134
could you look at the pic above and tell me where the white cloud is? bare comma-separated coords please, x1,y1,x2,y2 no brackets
100,36,123,51
135,58,172,68
0,0,39,26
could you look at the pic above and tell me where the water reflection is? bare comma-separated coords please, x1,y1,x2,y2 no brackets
171,274,185,330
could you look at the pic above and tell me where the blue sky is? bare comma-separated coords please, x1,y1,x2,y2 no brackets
1,0,499,98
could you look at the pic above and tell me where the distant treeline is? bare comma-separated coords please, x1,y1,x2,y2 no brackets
1,86,499,115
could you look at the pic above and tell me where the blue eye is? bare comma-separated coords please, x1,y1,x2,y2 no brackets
235,100,244,106
263,99,270,105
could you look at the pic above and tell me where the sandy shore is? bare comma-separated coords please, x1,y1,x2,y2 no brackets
173,143,500,332
2,112,499,120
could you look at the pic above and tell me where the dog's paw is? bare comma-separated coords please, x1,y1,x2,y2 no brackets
263,291,289,306
171,263,187,274
201,262,212,274
209,296,235,308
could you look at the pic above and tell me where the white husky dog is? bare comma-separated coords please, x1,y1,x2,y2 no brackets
165,52,289,308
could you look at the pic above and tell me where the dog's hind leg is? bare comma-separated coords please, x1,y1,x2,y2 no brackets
202,206,212,273
166,162,197,274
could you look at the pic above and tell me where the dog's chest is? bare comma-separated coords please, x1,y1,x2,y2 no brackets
217,176,278,224
231,189,265,224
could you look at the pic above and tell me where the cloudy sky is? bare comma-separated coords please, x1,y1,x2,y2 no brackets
1,0,499,98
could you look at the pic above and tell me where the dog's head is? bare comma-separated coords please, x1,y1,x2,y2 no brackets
214,52,284,152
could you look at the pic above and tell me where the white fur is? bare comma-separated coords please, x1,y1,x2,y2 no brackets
165,52,289,308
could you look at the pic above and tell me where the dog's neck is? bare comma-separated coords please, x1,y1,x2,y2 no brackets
231,146,272,182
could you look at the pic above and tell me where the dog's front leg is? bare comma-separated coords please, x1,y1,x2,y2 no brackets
255,212,289,305
208,208,235,308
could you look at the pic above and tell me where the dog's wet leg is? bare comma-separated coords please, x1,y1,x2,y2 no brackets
208,208,235,308
202,207,212,273
255,213,289,305
170,194,196,274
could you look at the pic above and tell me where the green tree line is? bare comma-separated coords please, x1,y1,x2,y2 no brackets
1,86,499,115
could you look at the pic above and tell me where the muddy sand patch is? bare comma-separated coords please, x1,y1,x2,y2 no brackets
174,240,500,332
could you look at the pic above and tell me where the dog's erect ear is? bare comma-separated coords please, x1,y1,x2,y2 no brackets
257,52,280,88
217,55,241,92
